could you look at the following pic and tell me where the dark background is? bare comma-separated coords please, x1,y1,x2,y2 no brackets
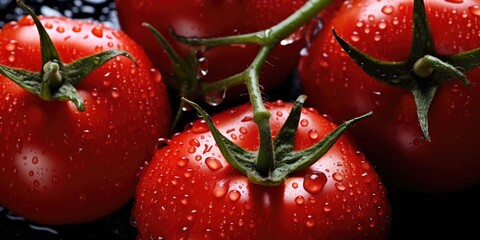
0,0,479,239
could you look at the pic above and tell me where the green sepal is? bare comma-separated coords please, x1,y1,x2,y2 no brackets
17,0,61,66
182,98,256,175
64,50,137,85
0,65,40,93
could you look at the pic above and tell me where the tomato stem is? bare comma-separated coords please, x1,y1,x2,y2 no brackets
39,61,62,100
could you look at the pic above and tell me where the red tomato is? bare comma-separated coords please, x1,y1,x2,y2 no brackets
0,16,171,224
114,0,307,100
133,100,391,239
299,0,480,192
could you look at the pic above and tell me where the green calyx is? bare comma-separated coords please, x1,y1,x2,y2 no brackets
184,96,372,186
332,0,480,141
0,0,136,112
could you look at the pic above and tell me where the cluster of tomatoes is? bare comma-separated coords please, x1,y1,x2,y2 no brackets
1,0,479,239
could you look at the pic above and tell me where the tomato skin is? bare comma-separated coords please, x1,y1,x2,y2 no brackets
134,100,391,240
299,0,480,192
114,0,307,97
0,16,171,224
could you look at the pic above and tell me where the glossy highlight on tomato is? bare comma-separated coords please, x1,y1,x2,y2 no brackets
0,15,171,224
133,100,391,240
299,0,480,192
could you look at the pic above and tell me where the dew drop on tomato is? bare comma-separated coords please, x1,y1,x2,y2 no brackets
469,5,480,16
323,202,332,213
228,190,241,202
177,157,189,167
335,183,346,191
304,215,316,228
205,157,223,171
303,171,327,194
381,5,394,15
332,172,344,182
295,195,305,205
91,26,103,38
212,180,229,198
308,129,319,140
192,120,209,134
5,40,16,51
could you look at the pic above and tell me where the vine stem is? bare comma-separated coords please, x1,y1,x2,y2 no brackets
174,0,334,177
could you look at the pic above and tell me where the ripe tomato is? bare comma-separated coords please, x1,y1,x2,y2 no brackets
299,0,480,192
0,15,171,224
133,100,391,239
114,0,307,101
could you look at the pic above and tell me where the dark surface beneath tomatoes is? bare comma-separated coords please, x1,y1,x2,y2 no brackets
0,0,479,239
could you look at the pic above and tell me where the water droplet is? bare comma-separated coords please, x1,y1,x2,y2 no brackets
32,157,39,165
356,20,364,28
44,22,53,29
212,180,229,198
196,51,208,78
308,129,319,140
446,0,463,3
28,171,34,177
303,172,327,194
292,182,299,189
5,41,17,51
295,196,305,205
381,5,394,15
469,5,480,16
241,116,253,122
192,120,209,133
228,190,241,202
204,89,226,106
92,26,103,38
177,157,189,167
189,139,200,147
323,202,332,213
56,26,65,33
78,193,87,202
305,215,316,228
33,180,40,187
130,216,138,227
205,157,223,171
332,172,344,181
350,31,360,42
335,183,346,191
378,20,387,30
72,25,82,32
111,88,120,98
95,45,104,52
8,55,15,63
82,129,94,140
300,119,309,127
239,127,248,134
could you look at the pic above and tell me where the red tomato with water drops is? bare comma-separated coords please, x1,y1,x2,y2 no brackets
115,0,308,103
299,0,480,192
133,100,391,239
0,15,171,224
